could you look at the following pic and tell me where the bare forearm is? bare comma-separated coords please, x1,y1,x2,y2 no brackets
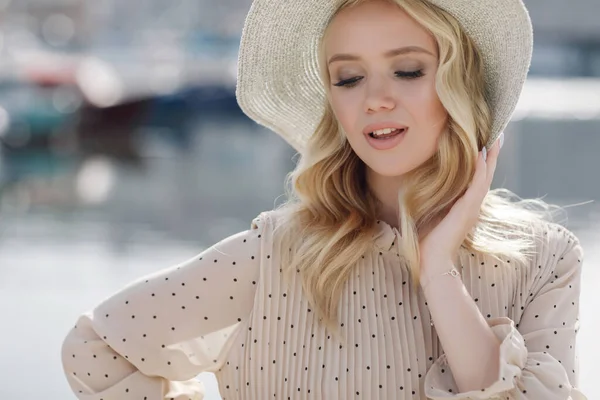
421,258,501,393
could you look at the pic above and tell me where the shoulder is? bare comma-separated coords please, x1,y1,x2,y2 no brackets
251,207,299,238
528,220,584,281
250,208,285,231
531,219,581,258
200,211,276,266
249,208,307,265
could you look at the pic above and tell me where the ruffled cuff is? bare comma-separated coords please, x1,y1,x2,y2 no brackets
75,372,205,400
165,378,205,400
424,317,526,399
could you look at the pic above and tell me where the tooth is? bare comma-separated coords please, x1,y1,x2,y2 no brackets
373,128,396,136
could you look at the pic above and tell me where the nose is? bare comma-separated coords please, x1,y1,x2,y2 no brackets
364,78,396,113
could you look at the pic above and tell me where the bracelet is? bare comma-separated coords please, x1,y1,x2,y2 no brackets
424,267,461,327
422,267,461,291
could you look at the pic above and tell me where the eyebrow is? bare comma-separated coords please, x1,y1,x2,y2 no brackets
327,45,435,65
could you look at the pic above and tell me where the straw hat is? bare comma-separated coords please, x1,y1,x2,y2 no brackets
235,0,533,153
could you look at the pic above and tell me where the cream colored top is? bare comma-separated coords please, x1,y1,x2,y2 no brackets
61,209,587,399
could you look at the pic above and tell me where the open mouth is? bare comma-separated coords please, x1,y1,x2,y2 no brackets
368,128,406,139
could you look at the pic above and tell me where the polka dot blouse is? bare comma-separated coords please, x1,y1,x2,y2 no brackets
61,210,587,399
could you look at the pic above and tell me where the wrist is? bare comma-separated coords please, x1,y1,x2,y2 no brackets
420,257,460,290
421,266,461,291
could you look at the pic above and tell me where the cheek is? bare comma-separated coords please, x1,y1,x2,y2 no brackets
406,84,447,132
330,93,362,135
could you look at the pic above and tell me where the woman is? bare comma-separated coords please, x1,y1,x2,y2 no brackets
61,0,587,399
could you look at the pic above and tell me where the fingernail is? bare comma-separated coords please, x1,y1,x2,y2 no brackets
499,132,505,149
482,146,487,161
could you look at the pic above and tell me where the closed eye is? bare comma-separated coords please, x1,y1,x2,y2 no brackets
395,70,424,79
333,69,425,88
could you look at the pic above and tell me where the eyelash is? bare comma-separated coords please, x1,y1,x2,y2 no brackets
333,70,424,88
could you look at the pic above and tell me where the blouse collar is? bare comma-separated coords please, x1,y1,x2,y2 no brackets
373,219,400,252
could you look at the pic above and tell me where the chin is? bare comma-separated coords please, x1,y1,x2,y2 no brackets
365,162,413,178
355,142,436,178
358,153,410,175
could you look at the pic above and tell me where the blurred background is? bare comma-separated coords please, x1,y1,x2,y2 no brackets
0,0,598,398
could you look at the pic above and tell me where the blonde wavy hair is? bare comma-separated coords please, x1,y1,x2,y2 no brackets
273,0,563,337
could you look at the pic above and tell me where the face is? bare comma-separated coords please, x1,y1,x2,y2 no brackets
324,0,448,178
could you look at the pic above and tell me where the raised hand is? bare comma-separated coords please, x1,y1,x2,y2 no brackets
419,133,503,287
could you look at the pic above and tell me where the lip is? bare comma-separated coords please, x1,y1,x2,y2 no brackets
365,127,407,151
362,121,408,136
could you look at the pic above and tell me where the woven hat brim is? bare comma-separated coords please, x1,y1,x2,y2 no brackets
236,0,533,153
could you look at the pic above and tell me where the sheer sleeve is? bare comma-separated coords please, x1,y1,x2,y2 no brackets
61,214,268,399
425,224,587,400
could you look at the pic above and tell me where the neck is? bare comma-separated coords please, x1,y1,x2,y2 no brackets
366,167,442,237
366,167,403,230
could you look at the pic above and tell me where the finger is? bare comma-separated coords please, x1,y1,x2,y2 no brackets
477,150,490,196
485,141,500,185
468,149,485,184
448,151,487,228
485,147,499,190
466,150,488,199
